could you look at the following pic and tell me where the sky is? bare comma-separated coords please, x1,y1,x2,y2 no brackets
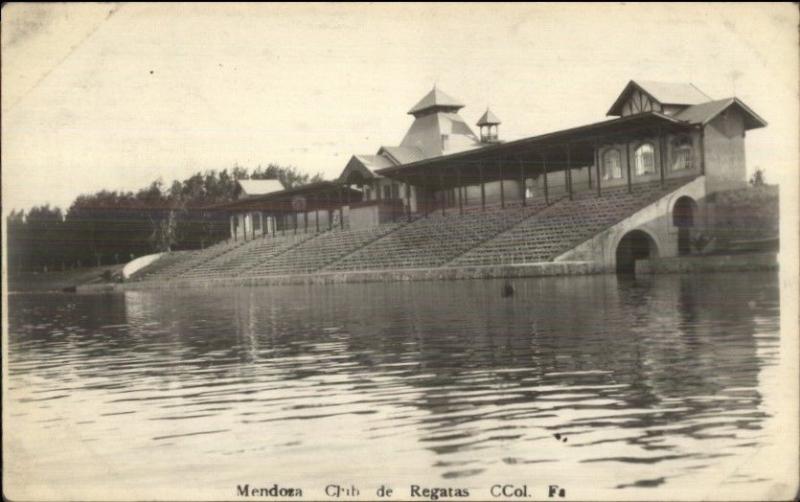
2,3,798,214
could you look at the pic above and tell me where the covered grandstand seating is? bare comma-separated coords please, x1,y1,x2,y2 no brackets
450,180,690,266
326,200,552,271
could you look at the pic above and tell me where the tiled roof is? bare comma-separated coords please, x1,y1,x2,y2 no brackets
378,146,426,165
634,80,711,105
674,97,767,129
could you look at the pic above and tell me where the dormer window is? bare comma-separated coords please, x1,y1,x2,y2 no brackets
672,136,693,171
634,143,656,175
603,149,623,180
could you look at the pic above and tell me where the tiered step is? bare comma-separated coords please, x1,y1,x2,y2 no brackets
176,232,316,280
451,179,691,267
249,223,405,276
135,240,247,281
327,201,551,271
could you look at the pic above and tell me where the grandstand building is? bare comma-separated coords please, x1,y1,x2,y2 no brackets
133,80,767,284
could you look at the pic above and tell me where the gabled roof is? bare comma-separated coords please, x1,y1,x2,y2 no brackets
339,155,383,183
338,154,395,183
354,154,395,170
408,87,465,116
477,108,501,126
608,80,712,116
674,97,767,130
237,179,284,197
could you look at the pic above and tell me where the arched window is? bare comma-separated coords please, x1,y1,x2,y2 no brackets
672,136,693,171
634,143,656,176
603,149,622,180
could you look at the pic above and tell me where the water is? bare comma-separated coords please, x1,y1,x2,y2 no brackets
5,272,791,500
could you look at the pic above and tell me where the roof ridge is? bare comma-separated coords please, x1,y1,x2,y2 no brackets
689,82,713,100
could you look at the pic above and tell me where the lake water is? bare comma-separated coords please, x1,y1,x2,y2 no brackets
5,272,793,500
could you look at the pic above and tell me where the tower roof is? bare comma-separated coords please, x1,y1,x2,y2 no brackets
477,108,501,126
408,87,465,116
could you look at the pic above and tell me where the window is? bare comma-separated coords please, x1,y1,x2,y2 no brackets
364,186,372,200
383,185,392,200
603,149,623,180
634,143,656,176
672,136,693,171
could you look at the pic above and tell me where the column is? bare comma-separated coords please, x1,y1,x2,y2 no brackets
699,127,706,175
439,168,446,216
626,141,632,193
595,142,602,197
499,160,505,209
423,170,429,218
566,143,573,200
518,158,526,207
479,162,486,211
338,185,344,230
542,154,549,205
405,183,411,221
326,193,332,230
457,166,464,215
658,128,666,187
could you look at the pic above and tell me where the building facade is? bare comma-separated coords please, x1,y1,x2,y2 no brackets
218,80,766,268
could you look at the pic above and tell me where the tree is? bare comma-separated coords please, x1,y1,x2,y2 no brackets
749,168,766,186
6,162,324,269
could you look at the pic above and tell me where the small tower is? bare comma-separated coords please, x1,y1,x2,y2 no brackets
477,108,501,143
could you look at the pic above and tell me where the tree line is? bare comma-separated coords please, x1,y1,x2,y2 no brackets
6,164,323,273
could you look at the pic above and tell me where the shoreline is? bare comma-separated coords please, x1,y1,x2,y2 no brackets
68,252,777,293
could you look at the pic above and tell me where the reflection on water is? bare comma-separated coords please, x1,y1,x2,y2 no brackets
6,272,783,498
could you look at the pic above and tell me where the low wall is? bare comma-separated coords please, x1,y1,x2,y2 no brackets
116,261,602,291
636,252,778,274
122,253,163,279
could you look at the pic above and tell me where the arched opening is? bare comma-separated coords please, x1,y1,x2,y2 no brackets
616,230,658,274
673,196,697,256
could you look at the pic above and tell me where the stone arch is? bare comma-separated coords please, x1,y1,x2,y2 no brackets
672,196,698,256
615,229,659,274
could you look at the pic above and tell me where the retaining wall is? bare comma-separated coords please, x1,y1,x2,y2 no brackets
636,252,778,274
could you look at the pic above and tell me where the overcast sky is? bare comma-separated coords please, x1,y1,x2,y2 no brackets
2,3,797,214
